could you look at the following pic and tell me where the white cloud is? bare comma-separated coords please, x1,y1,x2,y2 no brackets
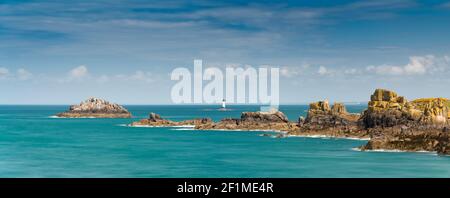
317,66,329,75
344,68,359,74
129,71,155,83
16,68,33,80
69,65,88,79
57,65,90,83
0,67,9,78
366,55,449,75
280,64,310,77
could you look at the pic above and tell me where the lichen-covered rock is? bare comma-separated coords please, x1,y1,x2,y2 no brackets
288,101,367,139
305,101,358,127
331,103,347,115
367,89,408,112
56,97,131,118
360,89,449,128
411,98,449,125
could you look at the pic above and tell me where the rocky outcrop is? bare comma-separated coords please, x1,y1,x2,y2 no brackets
360,89,449,128
125,88,450,155
303,100,359,127
361,126,450,154
360,89,450,154
291,100,367,139
56,97,131,118
240,110,289,123
130,112,212,127
195,110,296,131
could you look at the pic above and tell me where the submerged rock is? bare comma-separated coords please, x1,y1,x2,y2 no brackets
56,97,131,118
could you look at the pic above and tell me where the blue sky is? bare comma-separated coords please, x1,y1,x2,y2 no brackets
1,0,450,104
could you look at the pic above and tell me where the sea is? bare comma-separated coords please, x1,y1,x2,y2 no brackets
0,105,449,178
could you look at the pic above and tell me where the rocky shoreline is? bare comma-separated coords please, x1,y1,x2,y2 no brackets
56,97,132,118
130,89,450,155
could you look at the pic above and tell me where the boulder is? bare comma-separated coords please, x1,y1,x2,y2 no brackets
241,110,289,123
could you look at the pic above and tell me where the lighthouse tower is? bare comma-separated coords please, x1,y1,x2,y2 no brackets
221,99,226,109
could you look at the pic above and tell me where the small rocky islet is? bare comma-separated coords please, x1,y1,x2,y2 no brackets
131,89,450,155
56,97,131,118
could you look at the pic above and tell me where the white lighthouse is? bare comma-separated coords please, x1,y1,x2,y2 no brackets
221,99,226,109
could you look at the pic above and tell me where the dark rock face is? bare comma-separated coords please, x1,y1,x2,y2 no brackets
149,112,163,122
131,112,212,127
361,126,450,154
360,109,416,128
56,97,131,118
241,111,289,123
195,110,296,131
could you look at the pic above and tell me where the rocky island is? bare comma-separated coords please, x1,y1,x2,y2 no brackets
131,112,212,127
56,97,131,118
129,89,450,155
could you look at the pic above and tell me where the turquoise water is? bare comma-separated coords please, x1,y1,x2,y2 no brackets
0,105,449,178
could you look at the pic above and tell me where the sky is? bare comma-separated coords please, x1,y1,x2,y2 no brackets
1,0,450,104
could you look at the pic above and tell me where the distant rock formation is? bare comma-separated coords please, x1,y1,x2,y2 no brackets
241,110,289,123
196,110,296,131
130,112,212,127
132,110,296,131
56,97,131,118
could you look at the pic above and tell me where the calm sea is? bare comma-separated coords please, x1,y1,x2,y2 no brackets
0,105,449,178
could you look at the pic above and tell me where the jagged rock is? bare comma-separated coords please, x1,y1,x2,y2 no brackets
411,98,449,125
298,116,306,127
305,101,358,127
360,89,450,154
309,100,331,112
149,112,163,122
195,110,297,131
130,112,212,127
241,110,289,123
361,127,450,155
287,101,367,139
360,89,449,128
56,97,131,118
331,103,347,114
